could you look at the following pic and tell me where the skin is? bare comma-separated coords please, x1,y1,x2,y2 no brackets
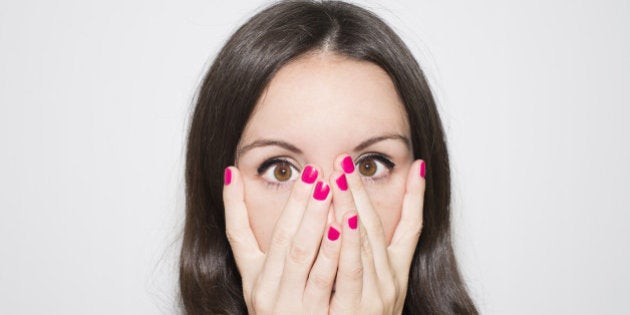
224,52,426,314
237,52,412,249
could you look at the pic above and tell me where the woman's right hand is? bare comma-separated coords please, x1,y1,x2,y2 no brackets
223,165,341,315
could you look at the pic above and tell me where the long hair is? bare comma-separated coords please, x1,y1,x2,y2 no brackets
180,1,477,314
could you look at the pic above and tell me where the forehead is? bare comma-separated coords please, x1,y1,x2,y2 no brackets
240,52,409,152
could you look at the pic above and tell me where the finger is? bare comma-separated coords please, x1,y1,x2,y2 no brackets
330,170,355,223
333,210,362,306
223,166,263,284
335,154,392,279
277,180,332,301
256,165,320,301
303,222,342,307
388,160,426,281
358,218,380,302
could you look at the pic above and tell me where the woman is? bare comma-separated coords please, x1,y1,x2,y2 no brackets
180,1,477,314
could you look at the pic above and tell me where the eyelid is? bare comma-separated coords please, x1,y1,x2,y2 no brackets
355,152,395,169
256,157,301,188
256,157,301,175
355,152,395,182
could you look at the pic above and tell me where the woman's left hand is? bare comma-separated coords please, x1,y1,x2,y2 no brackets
328,155,426,315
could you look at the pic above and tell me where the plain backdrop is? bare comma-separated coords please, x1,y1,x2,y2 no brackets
1,0,629,314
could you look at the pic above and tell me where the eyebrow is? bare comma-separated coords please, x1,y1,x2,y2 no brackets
237,133,410,158
353,134,411,152
237,139,303,158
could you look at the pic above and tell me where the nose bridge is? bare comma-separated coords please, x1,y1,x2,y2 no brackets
318,159,335,184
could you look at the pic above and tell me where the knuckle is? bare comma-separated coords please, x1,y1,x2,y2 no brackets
352,179,367,195
332,302,355,314
253,303,270,315
399,224,423,247
225,229,238,245
321,238,338,259
340,265,363,281
271,227,293,249
409,220,423,240
382,283,397,305
377,298,385,313
370,297,384,314
361,236,372,255
252,291,271,314
225,228,245,246
363,217,382,234
288,243,311,264
308,272,332,290
288,183,310,204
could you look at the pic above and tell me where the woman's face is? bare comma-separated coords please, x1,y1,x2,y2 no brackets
235,52,413,252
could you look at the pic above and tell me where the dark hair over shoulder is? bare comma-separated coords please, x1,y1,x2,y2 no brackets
180,1,477,314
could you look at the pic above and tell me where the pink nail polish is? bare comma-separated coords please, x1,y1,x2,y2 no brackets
335,174,348,191
301,165,318,184
328,226,340,241
341,156,354,174
313,181,330,201
224,167,232,185
348,215,358,230
420,161,426,178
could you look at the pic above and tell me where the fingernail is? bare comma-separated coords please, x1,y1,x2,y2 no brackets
420,161,426,178
301,165,318,184
328,226,340,241
224,167,232,185
313,181,330,200
335,174,348,191
341,156,354,174
348,215,358,230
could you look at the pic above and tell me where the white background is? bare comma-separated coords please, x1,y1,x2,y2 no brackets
1,0,628,314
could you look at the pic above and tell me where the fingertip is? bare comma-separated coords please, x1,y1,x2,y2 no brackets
394,161,426,248
313,180,331,201
327,224,341,242
329,170,348,192
322,224,343,262
406,160,426,190
348,214,358,231
329,170,357,223
419,159,426,179
223,166,245,201
343,211,359,231
301,164,320,184
334,153,355,174
224,166,233,186
336,210,362,297
334,154,365,194
225,165,244,181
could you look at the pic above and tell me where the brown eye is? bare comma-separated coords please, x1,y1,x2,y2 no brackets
358,158,377,176
258,159,300,186
273,162,293,181
355,154,395,180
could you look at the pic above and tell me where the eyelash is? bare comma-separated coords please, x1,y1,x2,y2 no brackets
355,153,396,183
256,157,300,189
256,153,395,188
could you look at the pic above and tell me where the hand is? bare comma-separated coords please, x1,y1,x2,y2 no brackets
223,165,342,315
328,155,426,315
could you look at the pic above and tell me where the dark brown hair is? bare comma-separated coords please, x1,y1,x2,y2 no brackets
180,1,477,314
